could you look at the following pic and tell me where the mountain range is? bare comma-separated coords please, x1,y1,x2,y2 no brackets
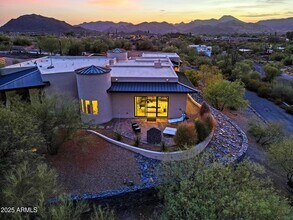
1,14,293,35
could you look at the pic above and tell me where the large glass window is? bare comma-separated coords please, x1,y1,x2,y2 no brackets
80,99,99,115
135,96,147,117
80,99,84,113
85,100,91,114
157,96,168,117
135,96,168,117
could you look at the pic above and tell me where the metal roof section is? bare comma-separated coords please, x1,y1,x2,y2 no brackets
176,72,198,90
107,82,198,93
0,67,48,91
109,48,126,53
75,65,111,75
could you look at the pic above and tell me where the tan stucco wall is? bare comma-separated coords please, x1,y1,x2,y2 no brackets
110,93,187,119
42,72,78,99
77,73,113,124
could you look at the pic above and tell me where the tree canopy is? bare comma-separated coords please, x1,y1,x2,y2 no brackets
158,155,293,220
204,79,248,111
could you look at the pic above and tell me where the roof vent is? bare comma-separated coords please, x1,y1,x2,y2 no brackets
154,60,162,68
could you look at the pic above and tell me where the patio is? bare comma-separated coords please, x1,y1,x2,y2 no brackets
97,97,200,149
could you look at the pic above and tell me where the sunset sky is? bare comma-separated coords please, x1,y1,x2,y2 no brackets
0,0,292,26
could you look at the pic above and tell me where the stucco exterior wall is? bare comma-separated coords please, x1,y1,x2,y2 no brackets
111,93,187,119
77,73,112,124
41,72,78,99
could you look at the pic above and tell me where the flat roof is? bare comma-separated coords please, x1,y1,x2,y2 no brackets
3,52,180,81
142,52,180,58
4,56,111,75
110,66,178,79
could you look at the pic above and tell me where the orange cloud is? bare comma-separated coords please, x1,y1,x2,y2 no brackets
88,0,135,6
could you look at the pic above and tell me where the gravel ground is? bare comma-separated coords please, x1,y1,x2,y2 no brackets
47,132,142,195
191,93,247,162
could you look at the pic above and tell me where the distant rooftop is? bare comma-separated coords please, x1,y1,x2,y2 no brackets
109,48,126,53
142,52,180,59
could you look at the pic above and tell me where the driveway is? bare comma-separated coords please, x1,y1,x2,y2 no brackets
245,90,293,134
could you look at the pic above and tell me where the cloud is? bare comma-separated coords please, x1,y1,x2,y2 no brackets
88,0,134,6
242,13,281,17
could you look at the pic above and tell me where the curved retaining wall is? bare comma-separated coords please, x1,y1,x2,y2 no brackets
87,129,214,161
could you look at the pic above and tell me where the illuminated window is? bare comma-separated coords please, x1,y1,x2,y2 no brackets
92,100,98,115
157,96,168,117
135,96,147,117
85,100,91,114
134,96,168,118
80,99,84,113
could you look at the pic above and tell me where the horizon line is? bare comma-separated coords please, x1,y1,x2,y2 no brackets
1,14,293,27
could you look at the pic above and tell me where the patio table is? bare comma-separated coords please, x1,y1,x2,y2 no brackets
163,127,177,136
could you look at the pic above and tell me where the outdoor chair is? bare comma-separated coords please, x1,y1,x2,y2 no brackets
132,122,141,133
168,112,188,124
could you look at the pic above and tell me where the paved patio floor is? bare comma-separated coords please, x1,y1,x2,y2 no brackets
99,97,200,146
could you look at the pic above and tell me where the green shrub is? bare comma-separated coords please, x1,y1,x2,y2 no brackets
257,84,271,98
245,79,262,92
194,118,210,142
174,123,198,149
200,113,215,131
248,121,284,146
133,136,140,147
161,142,167,152
114,131,122,141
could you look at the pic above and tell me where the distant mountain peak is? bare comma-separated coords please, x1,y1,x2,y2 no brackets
0,14,85,34
1,14,292,35
219,15,239,22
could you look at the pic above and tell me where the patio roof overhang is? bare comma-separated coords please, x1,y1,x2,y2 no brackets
107,82,198,93
0,67,49,91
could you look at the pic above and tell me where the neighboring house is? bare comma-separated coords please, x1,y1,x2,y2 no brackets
0,49,197,124
189,45,212,57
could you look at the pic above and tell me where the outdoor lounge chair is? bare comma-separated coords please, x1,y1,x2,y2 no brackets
168,113,188,124
132,122,141,133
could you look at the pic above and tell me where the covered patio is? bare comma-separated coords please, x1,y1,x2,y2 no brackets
97,96,200,148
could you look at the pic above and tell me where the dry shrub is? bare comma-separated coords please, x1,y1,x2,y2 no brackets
199,101,211,116
194,118,210,142
200,112,216,131
174,123,198,149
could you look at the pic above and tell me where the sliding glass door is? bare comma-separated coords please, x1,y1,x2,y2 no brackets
134,96,169,117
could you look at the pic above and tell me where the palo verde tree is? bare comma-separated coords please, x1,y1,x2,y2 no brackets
204,79,248,111
269,137,293,189
158,154,293,220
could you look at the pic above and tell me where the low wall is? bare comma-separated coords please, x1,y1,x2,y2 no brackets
87,129,213,161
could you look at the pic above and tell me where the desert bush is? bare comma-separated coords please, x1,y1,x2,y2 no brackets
283,56,293,66
194,118,210,142
245,79,262,92
91,205,115,220
199,101,211,116
174,123,198,149
248,121,284,146
257,84,271,98
201,112,216,131
114,131,122,141
133,136,140,147
161,142,167,152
